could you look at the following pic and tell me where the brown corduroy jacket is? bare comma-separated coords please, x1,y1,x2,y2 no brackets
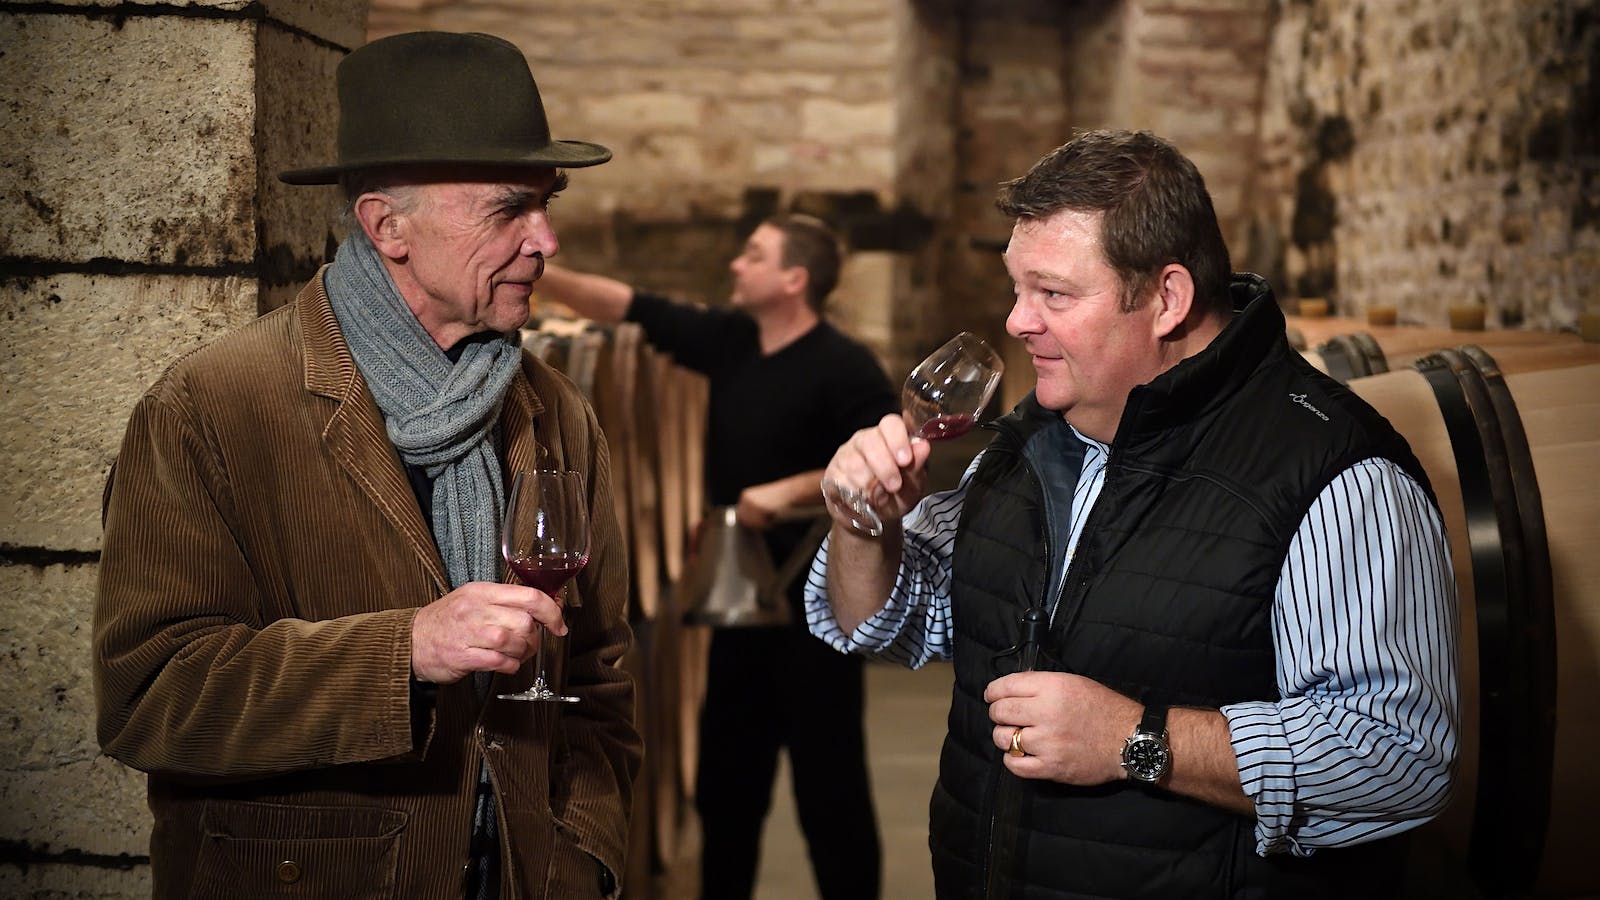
93,272,640,899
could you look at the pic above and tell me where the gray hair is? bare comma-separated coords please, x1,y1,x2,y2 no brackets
338,168,426,229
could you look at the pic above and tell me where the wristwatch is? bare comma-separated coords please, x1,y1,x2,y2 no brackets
1120,704,1171,784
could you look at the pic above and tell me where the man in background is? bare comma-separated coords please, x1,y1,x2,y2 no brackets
95,32,639,899
810,130,1459,898
537,215,894,899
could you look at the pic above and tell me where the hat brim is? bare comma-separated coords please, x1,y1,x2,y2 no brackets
278,139,612,185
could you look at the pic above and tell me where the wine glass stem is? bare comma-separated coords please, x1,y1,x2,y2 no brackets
533,624,551,692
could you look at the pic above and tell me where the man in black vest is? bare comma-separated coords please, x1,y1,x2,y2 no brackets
806,130,1459,898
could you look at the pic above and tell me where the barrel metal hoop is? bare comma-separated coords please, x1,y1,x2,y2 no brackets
1351,331,1389,375
1455,345,1558,884
1317,336,1363,382
1413,348,1543,895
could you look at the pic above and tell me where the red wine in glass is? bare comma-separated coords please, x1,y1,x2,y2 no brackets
498,469,589,703
826,332,1003,536
507,552,589,598
917,413,976,441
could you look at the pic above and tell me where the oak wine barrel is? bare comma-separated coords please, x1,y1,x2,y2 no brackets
1347,352,1598,898
522,318,708,887
1287,315,1597,373
1300,331,1389,380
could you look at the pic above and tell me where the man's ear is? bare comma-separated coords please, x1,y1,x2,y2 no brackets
353,193,408,261
1151,264,1196,339
782,265,810,302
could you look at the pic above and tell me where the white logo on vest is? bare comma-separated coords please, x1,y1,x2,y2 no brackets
1290,392,1330,421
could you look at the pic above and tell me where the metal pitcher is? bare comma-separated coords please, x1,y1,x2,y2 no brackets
679,506,830,627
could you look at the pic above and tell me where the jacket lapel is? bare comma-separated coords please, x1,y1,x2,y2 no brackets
500,358,548,486
297,272,450,595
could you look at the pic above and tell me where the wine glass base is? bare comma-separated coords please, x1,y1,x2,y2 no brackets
844,514,885,538
498,675,579,702
498,688,580,703
823,478,886,538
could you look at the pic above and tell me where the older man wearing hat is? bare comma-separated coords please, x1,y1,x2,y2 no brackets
93,32,639,899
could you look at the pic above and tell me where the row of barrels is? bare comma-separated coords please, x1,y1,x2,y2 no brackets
524,319,708,895
1285,318,1598,899
1289,316,1600,380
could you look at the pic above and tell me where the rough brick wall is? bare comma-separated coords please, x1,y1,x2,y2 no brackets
368,0,910,357
1252,0,1599,328
920,0,1272,406
0,2,366,896
355,0,1282,383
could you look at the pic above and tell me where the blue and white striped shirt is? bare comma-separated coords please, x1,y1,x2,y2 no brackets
804,429,1459,857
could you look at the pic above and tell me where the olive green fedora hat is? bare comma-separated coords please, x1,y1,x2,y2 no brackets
279,31,610,185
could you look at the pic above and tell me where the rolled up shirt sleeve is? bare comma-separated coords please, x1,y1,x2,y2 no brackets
1224,457,1459,855
804,457,986,669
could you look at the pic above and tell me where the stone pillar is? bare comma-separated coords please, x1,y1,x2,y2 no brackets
0,1,364,894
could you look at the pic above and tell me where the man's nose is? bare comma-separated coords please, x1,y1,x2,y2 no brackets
1005,296,1037,338
521,212,559,258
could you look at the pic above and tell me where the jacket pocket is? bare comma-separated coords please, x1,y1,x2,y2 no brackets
190,800,406,899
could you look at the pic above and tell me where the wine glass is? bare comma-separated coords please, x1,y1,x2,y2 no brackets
825,331,1004,537
498,469,589,703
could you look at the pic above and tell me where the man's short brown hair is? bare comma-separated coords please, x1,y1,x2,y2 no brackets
765,213,843,312
996,130,1233,317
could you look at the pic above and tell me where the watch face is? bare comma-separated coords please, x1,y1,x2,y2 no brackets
1123,735,1171,783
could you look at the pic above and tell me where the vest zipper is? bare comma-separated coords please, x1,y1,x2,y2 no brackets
1048,441,1118,634
981,461,1052,900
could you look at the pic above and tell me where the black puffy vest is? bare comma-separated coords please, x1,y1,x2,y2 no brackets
928,276,1435,899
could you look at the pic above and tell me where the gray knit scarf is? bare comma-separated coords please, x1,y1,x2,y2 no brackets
324,229,523,590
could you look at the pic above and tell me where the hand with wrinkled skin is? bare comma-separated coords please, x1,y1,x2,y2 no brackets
985,671,1141,785
411,581,568,684
821,412,934,531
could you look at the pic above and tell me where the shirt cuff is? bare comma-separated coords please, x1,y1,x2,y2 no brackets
802,536,912,655
802,579,907,655
1223,699,1305,856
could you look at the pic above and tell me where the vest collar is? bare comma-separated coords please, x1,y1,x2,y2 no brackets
1116,273,1283,447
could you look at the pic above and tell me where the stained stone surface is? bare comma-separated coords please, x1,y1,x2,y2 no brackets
0,560,151,856
256,25,349,310
0,274,258,550
0,14,257,268
2,0,365,49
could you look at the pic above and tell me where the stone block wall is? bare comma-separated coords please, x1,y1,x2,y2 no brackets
1252,0,1599,328
355,0,1282,388
1112,0,1275,256
916,0,1272,406
368,0,911,362
0,2,365,895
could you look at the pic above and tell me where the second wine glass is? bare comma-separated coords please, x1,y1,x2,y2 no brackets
498,469,589,703
827,332,1004,537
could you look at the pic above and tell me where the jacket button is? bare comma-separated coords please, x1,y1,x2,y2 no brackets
276,860,301,883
